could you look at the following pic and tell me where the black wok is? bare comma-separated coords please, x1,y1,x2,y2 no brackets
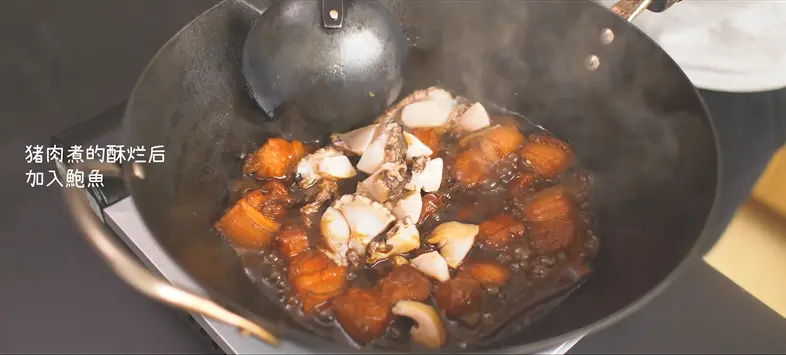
63,0,719,352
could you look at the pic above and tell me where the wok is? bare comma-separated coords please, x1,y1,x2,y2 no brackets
63,0,719,352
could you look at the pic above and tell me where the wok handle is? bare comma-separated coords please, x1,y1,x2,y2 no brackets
611,0,681,22
61,162,279,346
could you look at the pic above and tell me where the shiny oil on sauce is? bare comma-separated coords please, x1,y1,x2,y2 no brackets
219,109,599,351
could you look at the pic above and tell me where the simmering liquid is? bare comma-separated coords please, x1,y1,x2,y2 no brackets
216,95,598,351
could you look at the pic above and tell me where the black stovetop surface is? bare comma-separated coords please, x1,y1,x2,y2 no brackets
2,0,786,352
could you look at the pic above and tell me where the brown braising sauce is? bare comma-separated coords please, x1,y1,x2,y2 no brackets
213,87,599,351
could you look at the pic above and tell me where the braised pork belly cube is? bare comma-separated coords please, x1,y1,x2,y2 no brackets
520,185,575,222
332,288,392,345
451,150,490,189
451,125,525,189
476,214,527,249
477,125,526,163
287,251,346,315
276,224,311,260
215,182,294,250
529,218,577,255
457,261,510,288
518,134,573,178
243,138,307,179
215,200,281,250
376,264,432,303
434,277,483,319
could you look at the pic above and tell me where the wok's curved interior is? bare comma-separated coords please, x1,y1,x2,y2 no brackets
122,0,718,352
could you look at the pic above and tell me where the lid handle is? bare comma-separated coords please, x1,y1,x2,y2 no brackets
321,0,344,28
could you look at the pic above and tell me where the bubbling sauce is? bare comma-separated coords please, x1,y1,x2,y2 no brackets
214,87,598,351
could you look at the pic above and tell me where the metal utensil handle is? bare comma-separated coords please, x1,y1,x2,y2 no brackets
611,0,681,22
321,0,344,28
61,161,279,346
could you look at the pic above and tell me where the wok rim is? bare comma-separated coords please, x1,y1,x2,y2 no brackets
119,0,723,352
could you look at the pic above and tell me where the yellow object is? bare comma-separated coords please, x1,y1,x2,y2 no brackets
752,146,786,218
704,202,786,319
704,145,786,319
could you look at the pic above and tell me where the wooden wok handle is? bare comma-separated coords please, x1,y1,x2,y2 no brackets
61,162,279,346
611,0,681,22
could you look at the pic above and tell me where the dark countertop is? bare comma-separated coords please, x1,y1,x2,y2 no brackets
1,1,785,353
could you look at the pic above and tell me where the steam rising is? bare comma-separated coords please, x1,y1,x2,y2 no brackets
224,0,710,210
148,0,710,238
380,0,694,205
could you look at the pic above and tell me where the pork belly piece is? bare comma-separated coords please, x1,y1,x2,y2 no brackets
243,138,307,179
519,134,573,178
476,214,527,250
376,265,432,303
332,288,392,345
434,277,483,319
